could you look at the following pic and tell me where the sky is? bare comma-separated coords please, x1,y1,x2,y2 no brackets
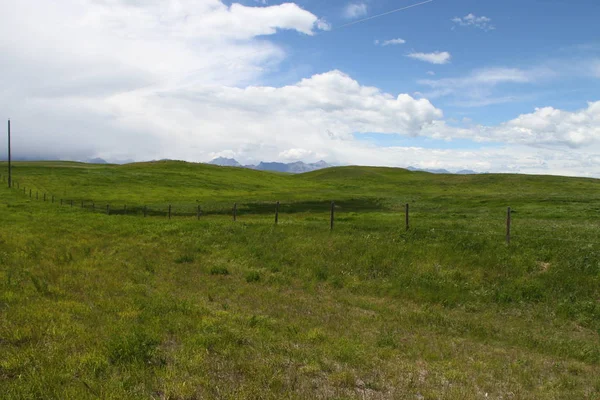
1,0,600,176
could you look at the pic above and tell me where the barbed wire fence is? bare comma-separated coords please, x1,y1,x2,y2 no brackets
3,172,600,248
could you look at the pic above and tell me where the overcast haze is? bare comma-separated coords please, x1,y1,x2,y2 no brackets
1,0,600,176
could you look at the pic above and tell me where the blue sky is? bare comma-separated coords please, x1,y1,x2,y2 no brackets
1,0,600,176
266,0,600,123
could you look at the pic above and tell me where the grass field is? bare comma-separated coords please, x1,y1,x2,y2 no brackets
1,161,599,399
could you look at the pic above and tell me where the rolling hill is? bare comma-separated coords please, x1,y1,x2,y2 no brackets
1,160,599,399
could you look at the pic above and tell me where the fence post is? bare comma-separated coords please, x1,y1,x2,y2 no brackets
197,205,200,220
168,205,171,219
106,204,110,215
92,202,95,211
506,207,511,244
70,200,73,207
275,201,280,224
124,204,127,215
144,205,147,218
405,203,410,231
43,193,46,202
330,201,335,230
233,203,237,221
60,198,63,205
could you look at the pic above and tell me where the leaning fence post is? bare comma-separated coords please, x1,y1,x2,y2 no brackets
330,201,335,230
275,201,280,224
233,203,237,221
506,207,511,244
405,203,410,231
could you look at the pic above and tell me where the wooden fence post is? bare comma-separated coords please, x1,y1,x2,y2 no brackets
92,202,95,211
506,207,511,244
330,201,335,230
106,204,110,215
275,201,280,224
197,205,200,220
43,193,46,202
144,205,147,218
233,203,237,221
123,204,127,214
168,205,171,219
405,203,410,231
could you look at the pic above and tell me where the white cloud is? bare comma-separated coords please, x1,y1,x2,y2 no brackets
418,67,555,104
452,13,495,31
2,0,600,176
343,3,368,19
427,71,435,76
278,148,324,161
407,51,452,65
376,38,406,46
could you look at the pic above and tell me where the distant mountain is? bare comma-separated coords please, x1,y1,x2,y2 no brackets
408,166,479,175
208,158,331,173
209,157,242,167
407,166,451,174
87,158,108,164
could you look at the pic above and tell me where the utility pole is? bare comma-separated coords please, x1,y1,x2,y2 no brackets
7,120,11,188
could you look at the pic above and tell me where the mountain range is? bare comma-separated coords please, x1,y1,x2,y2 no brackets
208,157,331,173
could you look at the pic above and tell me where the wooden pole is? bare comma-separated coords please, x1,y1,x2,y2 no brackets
43,193,46,202
197,205,200,220
7,120,11,188
92,202,95,211
330,201,335,230
506,207,511,244
275,201,280,224
106,204,110,215
123,204,127,214
405,203,409,231
168,205,171,219
233,203,237,221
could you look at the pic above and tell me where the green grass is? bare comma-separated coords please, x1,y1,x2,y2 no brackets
0,161,599,399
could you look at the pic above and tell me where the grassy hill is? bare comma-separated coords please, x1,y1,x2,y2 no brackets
1,161,599,399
